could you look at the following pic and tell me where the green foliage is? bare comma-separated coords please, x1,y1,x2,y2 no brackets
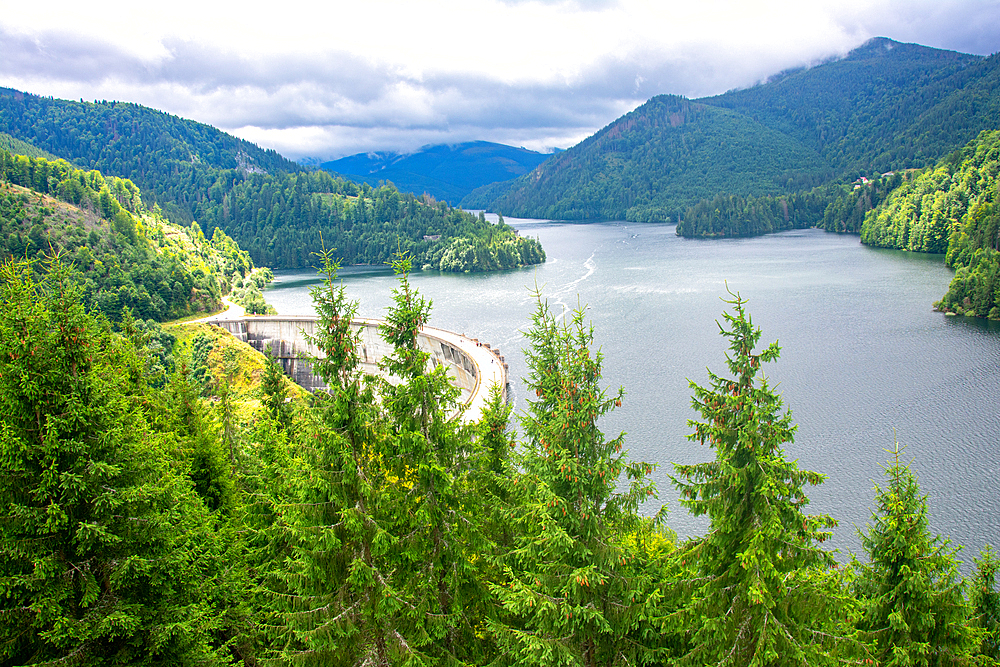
679,171,907,240
0,87,298,204
0,256,225,665
475,382,516,561
261,349,292,429
669,290,846,666
471,39,1000,224
488,295,660,667
4,235,998,665
857,129,1000,318
0,89,545,273
429,227,546,273
819,173,905,233
230,266,276,315
190,332,216,394
853,442,971,666
478,382,513,481
276,250,493,665
860,166,961,253
378,254,487,663
188,173,544,271
676,188,833,237
469,95,827,223
0,131,57,160
971,546,1000,663
706,39,997,176
0,149,266,320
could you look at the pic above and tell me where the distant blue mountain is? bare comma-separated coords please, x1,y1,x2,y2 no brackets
320,141,553,204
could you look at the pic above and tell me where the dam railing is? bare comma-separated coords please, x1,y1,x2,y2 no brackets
204,316,508,422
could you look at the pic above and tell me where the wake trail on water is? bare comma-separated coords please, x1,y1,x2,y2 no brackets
550,252,597,324
503,251,600,348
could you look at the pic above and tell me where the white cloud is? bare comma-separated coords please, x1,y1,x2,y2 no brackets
2,0,998,159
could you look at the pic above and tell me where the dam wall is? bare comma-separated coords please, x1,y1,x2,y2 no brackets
205,316,508,420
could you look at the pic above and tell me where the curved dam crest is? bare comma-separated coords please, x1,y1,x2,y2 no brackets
205,316,508,421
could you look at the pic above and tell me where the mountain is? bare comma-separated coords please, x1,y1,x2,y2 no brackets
702,37,994,175
465,38,1000,223
322,141,552,204
0,90,545,272
462,95,828,222
0,148,261,320
0,88,301,224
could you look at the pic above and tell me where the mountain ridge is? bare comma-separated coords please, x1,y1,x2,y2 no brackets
463,37,1000,222
322,141,552,204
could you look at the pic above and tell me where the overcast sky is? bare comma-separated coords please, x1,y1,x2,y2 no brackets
2,0,999,161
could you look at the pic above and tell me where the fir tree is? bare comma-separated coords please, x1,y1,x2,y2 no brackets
970,545,1000,664
276,245,397,666
670,289,846,667
261,348,292,430
854,441,972,667
476,381,515,538
489,294,659,667
375,252,487,665
0,256,223,665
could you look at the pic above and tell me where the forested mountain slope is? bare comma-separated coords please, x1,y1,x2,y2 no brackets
0,89,545,272
675,173,906,238
186,169,545,272
463,95,828,222
704,38,994,174
859,130,1000,318
0,88,299,223
0,131,56,160
323,141,552,204
0,149,272,320
468,38,1000,223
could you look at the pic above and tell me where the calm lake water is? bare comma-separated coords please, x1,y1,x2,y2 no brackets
265,217,1000,566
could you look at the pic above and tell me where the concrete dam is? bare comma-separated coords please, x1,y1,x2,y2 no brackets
205,316,508,421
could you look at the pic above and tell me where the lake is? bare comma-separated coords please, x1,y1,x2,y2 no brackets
264,217,1000,567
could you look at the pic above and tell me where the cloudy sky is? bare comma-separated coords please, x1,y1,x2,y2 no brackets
2,0,999,161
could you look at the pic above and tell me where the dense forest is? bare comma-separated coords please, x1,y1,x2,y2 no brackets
860,130,1000,318
675,174,905,238
0,131,56,160
463,95,828,222
181,168,544,272
2,256,997,666
676,188,830,238
703,38,1000,175
0,148,278,320
0,89,546,273
466,38,1000,224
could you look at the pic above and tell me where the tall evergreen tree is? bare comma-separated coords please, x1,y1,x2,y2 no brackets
970,545,1000,664
489,295,659,667
853,441,971,667
261,349,292,430
375,252,487,665
0,256,223,665
669,289,846,667
276,246,397,666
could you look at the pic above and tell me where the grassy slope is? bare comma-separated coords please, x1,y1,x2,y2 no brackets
171,322,308,421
